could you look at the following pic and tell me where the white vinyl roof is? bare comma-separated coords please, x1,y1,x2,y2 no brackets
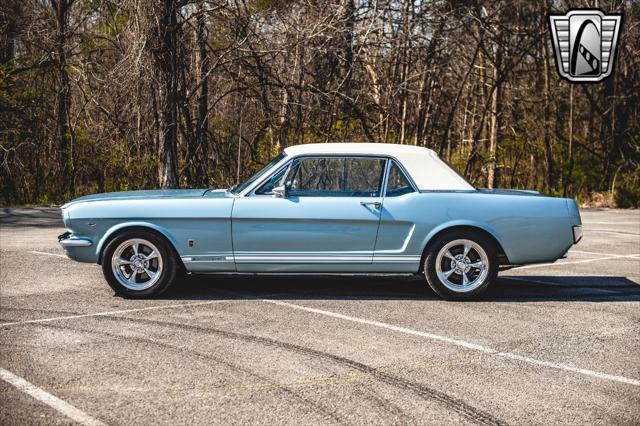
283,143,474,191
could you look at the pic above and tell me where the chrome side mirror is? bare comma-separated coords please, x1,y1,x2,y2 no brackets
272,185,287,198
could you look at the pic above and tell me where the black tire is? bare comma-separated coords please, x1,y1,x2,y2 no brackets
423,230,498,301
101,229,178,298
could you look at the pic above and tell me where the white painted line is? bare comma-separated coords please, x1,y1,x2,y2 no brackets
29,251,101,267
263,299,640,387
497,353,640,387
585,229,640,236
265,300,494,352
30,250,68,259
582,221,639,225
515,254,640,270
0,299,242,328
0,367,107,426
568,249,638,257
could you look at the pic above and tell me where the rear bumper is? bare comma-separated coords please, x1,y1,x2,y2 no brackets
58,231,93,247
572,225,583,244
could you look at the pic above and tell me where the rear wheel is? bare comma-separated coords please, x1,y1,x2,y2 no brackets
423,231,498,300
102,230,177,298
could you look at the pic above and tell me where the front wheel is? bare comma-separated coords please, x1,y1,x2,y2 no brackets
102,230,178,298
423,231,498,300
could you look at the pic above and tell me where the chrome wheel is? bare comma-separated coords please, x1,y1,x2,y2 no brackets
435,239,489,293
111,238,163,291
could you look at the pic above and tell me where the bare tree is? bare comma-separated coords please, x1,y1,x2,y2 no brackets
148,0,180,188
51,0,76,195
1,0,638,207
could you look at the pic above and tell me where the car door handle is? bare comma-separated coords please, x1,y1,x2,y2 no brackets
360,201,381,209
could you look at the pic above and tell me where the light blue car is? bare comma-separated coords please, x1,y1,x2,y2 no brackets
59,143,582,300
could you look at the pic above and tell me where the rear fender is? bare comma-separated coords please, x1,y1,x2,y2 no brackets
420,220,507,257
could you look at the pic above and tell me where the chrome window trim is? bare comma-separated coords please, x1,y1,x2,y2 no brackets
380,159,392,198
249,162,292,196
238,154,290,197
242,152,419,198
279,155,388,198
383,159,418,198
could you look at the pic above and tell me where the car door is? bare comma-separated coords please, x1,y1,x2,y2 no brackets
373,160,422,272
231,156,386,272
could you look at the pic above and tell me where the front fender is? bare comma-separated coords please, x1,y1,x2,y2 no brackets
96,221,181,261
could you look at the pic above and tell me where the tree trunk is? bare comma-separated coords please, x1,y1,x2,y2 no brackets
563,85,574,197
152,0,179,189
0,1,19,63
542,1,554,193
52,0,75,196
398,0,412,145
486,41,502,189
341,0,355,141
439,42,480,156
193,1,209,187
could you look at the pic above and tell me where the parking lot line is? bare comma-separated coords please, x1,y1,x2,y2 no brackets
515,254,640,270
28,251,102,268
29,250,69,259
582,221,639,225
263,299,640,387
0,299,246,328
0,367,107,426
585,229,640,236
569,249,634,257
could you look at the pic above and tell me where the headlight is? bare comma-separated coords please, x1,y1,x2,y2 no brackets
572,225,583,244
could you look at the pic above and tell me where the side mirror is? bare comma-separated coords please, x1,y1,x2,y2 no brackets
273,185,287,198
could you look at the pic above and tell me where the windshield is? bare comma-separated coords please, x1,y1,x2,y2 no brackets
229,152,287,194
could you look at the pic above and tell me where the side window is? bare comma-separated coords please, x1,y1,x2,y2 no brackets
287,157,385,197
255,166,287,195
386,161,415,197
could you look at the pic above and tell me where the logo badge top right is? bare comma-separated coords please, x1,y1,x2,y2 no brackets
548,9,623,83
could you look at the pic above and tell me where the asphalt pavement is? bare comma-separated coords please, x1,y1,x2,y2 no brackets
1,207,639,425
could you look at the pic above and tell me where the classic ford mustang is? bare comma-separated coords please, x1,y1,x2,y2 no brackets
59,143,582,300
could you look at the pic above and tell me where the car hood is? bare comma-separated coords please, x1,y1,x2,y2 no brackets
62,188,230,208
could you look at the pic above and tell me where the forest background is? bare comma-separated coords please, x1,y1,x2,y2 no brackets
1,0,638,207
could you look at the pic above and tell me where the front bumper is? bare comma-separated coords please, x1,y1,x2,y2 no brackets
58,231,93,247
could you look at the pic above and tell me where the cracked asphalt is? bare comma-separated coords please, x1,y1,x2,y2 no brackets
1,207,639,425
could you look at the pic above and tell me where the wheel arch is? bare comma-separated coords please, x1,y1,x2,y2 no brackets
419,222,509,270
97,222,183,269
